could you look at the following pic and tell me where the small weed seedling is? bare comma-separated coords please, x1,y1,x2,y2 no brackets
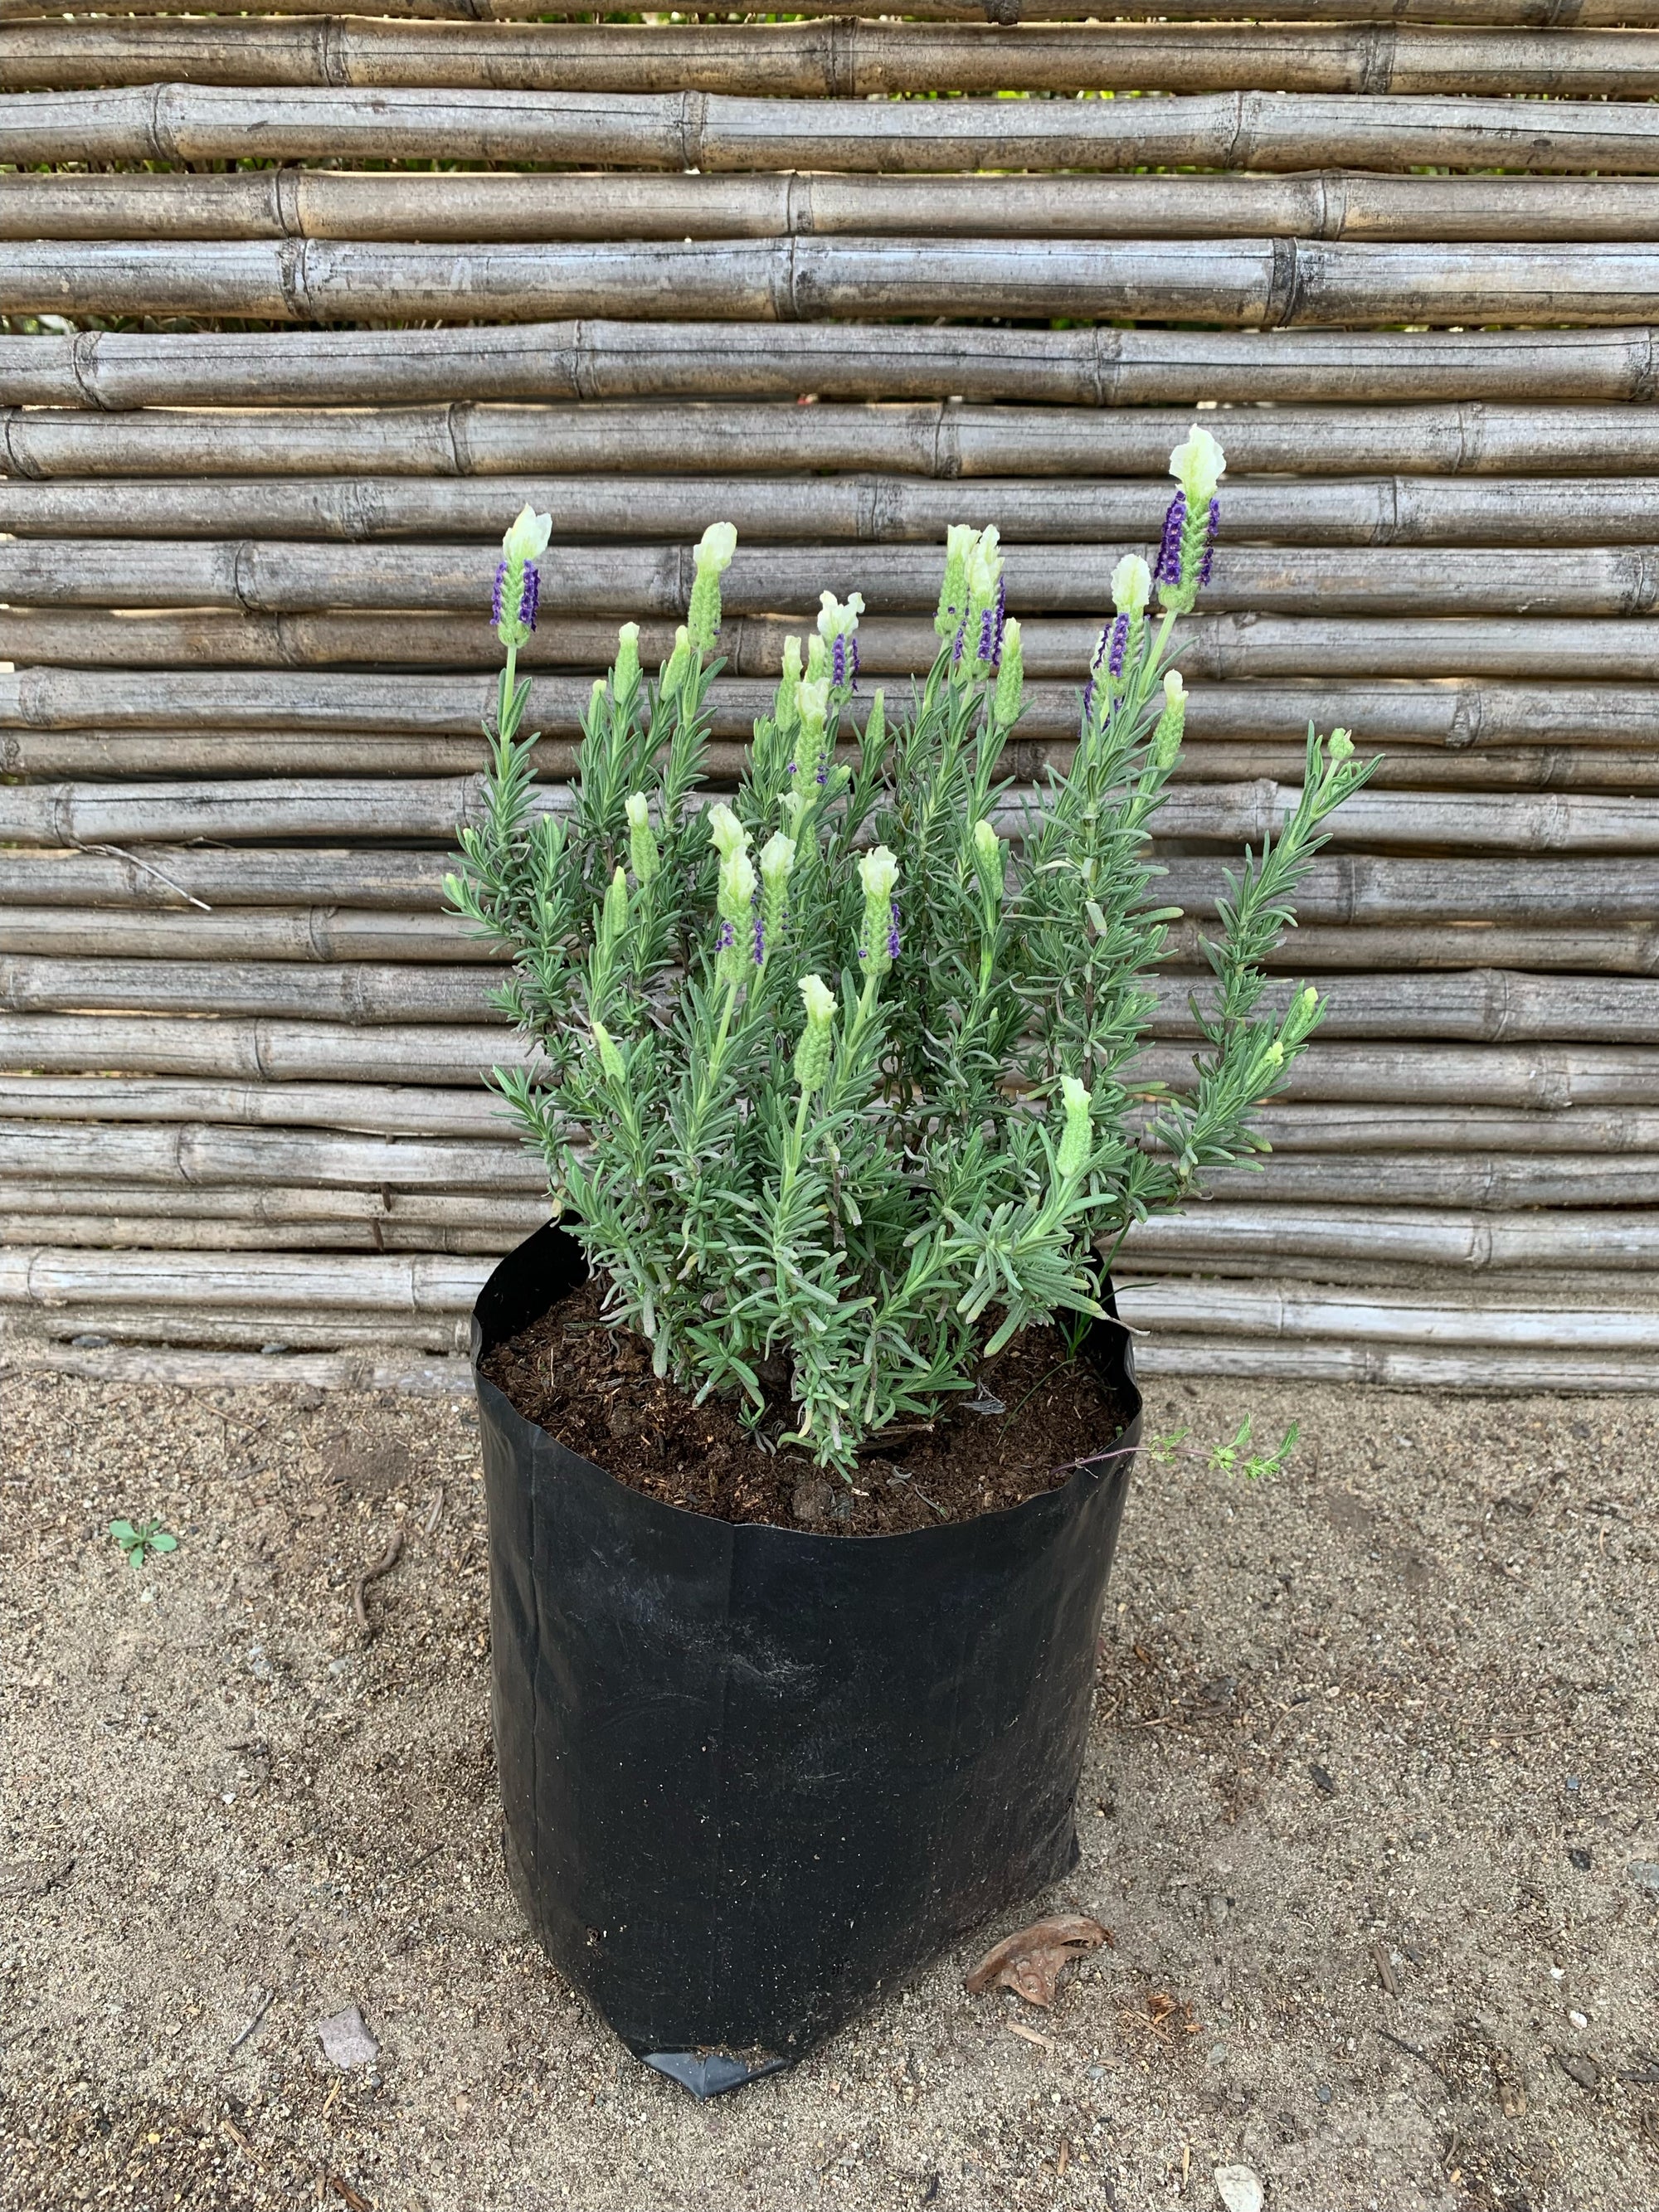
109,1518,178,1568
1147,1418,1300,1480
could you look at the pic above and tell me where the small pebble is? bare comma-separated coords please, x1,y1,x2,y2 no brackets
1555,2051,1600,2091
1206,1894,1230,1928
1568,2010,1589,2029
1308,1764,1337,1797
1214,2166,1264,2212
1628,1860,1659,1896
1567,1847,1592,1871
1316,2083,1333,2105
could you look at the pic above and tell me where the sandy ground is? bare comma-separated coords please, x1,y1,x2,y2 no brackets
2,1366,1654,2212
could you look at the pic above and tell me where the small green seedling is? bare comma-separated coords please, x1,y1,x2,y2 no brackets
109,1518,178,1568
1146,1419,1300,1480
1209,1417,1300,1480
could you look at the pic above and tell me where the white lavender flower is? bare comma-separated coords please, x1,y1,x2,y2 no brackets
687,521,737,654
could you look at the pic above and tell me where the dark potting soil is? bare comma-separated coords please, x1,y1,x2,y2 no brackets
479,1273,1134,1536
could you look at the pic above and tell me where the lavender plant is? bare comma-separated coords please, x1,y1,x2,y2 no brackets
450,430,1373,1476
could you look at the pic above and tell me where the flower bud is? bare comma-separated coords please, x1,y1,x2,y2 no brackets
705,800,748,863
1329,727,1355,761
972,816,1005,904
589,1018,626,1085
660,624,691,699
805,633,828,684
504,504,553,566
818,591,864,688
625,791,659,886
1151,667,1186,769
1111,554,1152,616
791,676,832,790
492,503,551,651
936,523,976,640
613,621,641,698
992,615,1024,725
858,845,901,979
714,846,758,985
757,829,796,968
1055,1075,1093,1180
687,521,737,654
1170,426,1227,507
794,972,838,1093
602,863,629,943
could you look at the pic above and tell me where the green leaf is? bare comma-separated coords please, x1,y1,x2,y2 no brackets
148,1534,178,1554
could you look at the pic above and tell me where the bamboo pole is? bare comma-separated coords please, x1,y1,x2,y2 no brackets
0,1014,534,1082
1201,1152,1659,1206
1132,1040,1659,1108
7,1015,1659,1106
20,1076,1659,1159
0,1117,543,1189
1,0,1652,25
2,1305,472,1357
1244,1101,1659,1151
6,323,1656,410
7,950,1659,1036
0,1178,542,1229
0,1244,502,1309
12,903,1659,975
0,955,500,1022
0,905,496,964
15,396,1659,482
11,85,1659,177
7,846,1654,929
2,1153,1650,1215
1117,1280,1659,1346
7,773,1659,853
1130,1338,1659,1388
12,234,1659,328
10,21,1659,100
0,1074,510,1136
1122,1203,1659,1268
10,620,1659,709
15,729,1659,795
0,1216,515,1255
1154,966,1659,1041
20,169,1659,250
3,477,1652,548
3,1343,476,1392
0,846,450,910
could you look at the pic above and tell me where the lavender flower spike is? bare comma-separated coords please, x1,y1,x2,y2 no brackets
493,503,551,651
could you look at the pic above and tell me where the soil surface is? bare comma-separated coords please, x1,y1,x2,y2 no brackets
1,1367,1654,2212
480,1273,1133,1535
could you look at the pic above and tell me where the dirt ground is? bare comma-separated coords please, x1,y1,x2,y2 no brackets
2,1364,1654,2212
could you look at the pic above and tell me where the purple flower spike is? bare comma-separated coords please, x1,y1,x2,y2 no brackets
519,562,540,632
715,919,736,955
490,560,508,626
951,621,967,668
832,634,847,687
978,605,995,665
753,912,766,966
1155,492,1186,586
1199,496,1220,586
849,635,860,689
1107,612,1129,678
887,900,901,964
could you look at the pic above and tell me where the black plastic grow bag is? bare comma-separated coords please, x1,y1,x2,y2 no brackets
473,1223,1141,2094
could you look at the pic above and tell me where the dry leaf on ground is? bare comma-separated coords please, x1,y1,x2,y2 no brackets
964,1915,1112,2009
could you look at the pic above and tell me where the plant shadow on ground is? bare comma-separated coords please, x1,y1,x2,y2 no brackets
1,1371,1654,2212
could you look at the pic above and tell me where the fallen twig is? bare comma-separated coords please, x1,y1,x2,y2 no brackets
423,1483,445,1538
227,1988,275,2055
353,1524,405,1631
1376,2025,1447,2083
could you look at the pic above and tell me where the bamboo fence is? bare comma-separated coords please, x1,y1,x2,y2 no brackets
2,5,1658,1384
